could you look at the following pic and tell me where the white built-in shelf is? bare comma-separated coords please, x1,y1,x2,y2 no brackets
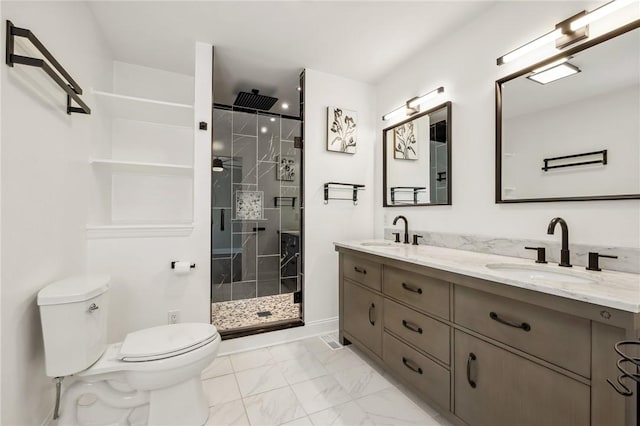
90,158,193,175
86,223,194,239
91,90,194,127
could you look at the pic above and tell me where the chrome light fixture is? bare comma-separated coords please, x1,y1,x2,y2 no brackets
527,62,581,84
497,0,636,65
382,87,444,121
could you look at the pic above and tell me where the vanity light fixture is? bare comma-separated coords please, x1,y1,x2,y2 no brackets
570,0,636,31
497,0,635,65
212,158,224,172
527,62,581,84
382,87,445,121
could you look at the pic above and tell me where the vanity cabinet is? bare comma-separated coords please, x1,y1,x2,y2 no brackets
337,248,637,426
454,330,590,426
342,279,383,357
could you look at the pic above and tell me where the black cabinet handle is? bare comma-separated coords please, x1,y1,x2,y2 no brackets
253,227,266,232
467,353,477,388
354,266,367,275
401,282,422,294
368,303,375,326
489,311,531,332
220,209,225,231
402,320,423,334
402,357,423,375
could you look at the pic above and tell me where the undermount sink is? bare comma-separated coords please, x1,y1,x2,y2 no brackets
486,263,595,284
360,241,399,247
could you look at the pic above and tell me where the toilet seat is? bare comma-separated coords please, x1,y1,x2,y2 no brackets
119,323,218,362
77,323,220,377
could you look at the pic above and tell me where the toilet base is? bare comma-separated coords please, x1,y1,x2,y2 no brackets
148,377,209,426
59,377,209,426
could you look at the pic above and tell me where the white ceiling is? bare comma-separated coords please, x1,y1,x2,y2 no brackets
88,1,494,116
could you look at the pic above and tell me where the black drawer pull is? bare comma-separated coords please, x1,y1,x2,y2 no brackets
489,311,531,332
401,282,422,294
368,303,375,326
467,353,477,388
402,320,423,334
402,357,423,375
354,266,367,275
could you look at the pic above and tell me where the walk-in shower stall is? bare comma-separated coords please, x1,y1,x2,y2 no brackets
211,104,303,337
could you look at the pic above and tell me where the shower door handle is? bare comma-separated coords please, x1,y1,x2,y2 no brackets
220,209,224,231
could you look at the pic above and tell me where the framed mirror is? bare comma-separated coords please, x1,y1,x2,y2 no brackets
383,101,451,207
496,20,640,203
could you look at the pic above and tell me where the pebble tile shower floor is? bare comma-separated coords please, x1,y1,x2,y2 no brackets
211,294,301,331
200,334,454,426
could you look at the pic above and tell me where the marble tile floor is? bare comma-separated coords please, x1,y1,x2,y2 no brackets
212,294,301,332
200,334,454,426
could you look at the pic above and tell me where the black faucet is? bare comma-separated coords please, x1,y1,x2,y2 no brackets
547,217,572,267
393,215,409,244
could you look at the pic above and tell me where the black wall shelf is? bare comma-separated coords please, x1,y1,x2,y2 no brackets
542,149,607,172
5,20,90,115
324,182,365,205
390,187,426,205
274,196,297,208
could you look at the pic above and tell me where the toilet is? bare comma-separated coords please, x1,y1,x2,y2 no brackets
37,275,220,426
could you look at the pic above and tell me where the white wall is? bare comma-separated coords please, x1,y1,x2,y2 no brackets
303,69,376,323
0,2,113,424
375,1,640,248
87,45,212,343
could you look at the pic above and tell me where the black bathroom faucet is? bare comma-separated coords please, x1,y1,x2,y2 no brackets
547,217,572,267
393,215,409,244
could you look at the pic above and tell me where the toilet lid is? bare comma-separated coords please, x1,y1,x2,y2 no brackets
118,323,218,362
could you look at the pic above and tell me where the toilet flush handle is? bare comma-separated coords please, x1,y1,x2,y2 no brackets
88,303,99,313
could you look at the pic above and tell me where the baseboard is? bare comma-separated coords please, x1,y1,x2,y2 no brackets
218,317,338,356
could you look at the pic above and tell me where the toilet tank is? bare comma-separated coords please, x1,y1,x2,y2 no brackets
37,275,110,377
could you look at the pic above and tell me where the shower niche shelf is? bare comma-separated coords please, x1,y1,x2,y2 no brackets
87,63,195,238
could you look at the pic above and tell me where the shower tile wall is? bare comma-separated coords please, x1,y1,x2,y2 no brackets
212,108,301,302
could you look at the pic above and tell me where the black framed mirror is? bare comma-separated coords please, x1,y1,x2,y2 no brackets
496,20,640,203
383,101,452,207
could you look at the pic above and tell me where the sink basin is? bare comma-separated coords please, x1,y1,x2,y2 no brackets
360,241,399,247
486,263,595,284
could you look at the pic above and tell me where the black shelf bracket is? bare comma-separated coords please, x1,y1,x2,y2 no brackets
390,186,426,205
274,196,297,208
324,182,365,205
6,20,91,115
542,149,606,172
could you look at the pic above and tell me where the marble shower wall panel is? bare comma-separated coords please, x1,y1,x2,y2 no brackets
258,162,280,204
233,233,257,282
232,135,257,185
258,209,280,256
281,277,298,294
232,281,257,301
212,208,232,257
258,255,281,297
258,114,281,161
212,168,232,208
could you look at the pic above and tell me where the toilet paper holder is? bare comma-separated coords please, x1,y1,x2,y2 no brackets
171,261,196,269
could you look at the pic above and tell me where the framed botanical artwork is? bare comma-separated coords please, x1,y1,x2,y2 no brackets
394,121,419,160
327,106,357,154
235,191,264,220
277,156,295,182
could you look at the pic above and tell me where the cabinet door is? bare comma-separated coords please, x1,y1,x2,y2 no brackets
454,330,589,426
343,280,383,356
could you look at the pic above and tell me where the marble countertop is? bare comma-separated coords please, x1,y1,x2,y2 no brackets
334,240,640,313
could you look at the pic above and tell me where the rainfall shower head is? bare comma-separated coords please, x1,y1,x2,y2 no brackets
233,89,278,111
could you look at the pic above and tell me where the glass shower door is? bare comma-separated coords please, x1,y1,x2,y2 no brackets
211,106,302,337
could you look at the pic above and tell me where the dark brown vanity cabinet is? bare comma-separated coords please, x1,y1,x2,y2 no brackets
337,248,638,426
454,330,590,426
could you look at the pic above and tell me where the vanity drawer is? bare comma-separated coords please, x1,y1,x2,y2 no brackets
383,332,450,410
454,285,591,377
384,299,450,365
383,266,449,319
342,254,382,291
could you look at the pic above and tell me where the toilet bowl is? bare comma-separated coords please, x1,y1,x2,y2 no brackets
37,276,220,426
